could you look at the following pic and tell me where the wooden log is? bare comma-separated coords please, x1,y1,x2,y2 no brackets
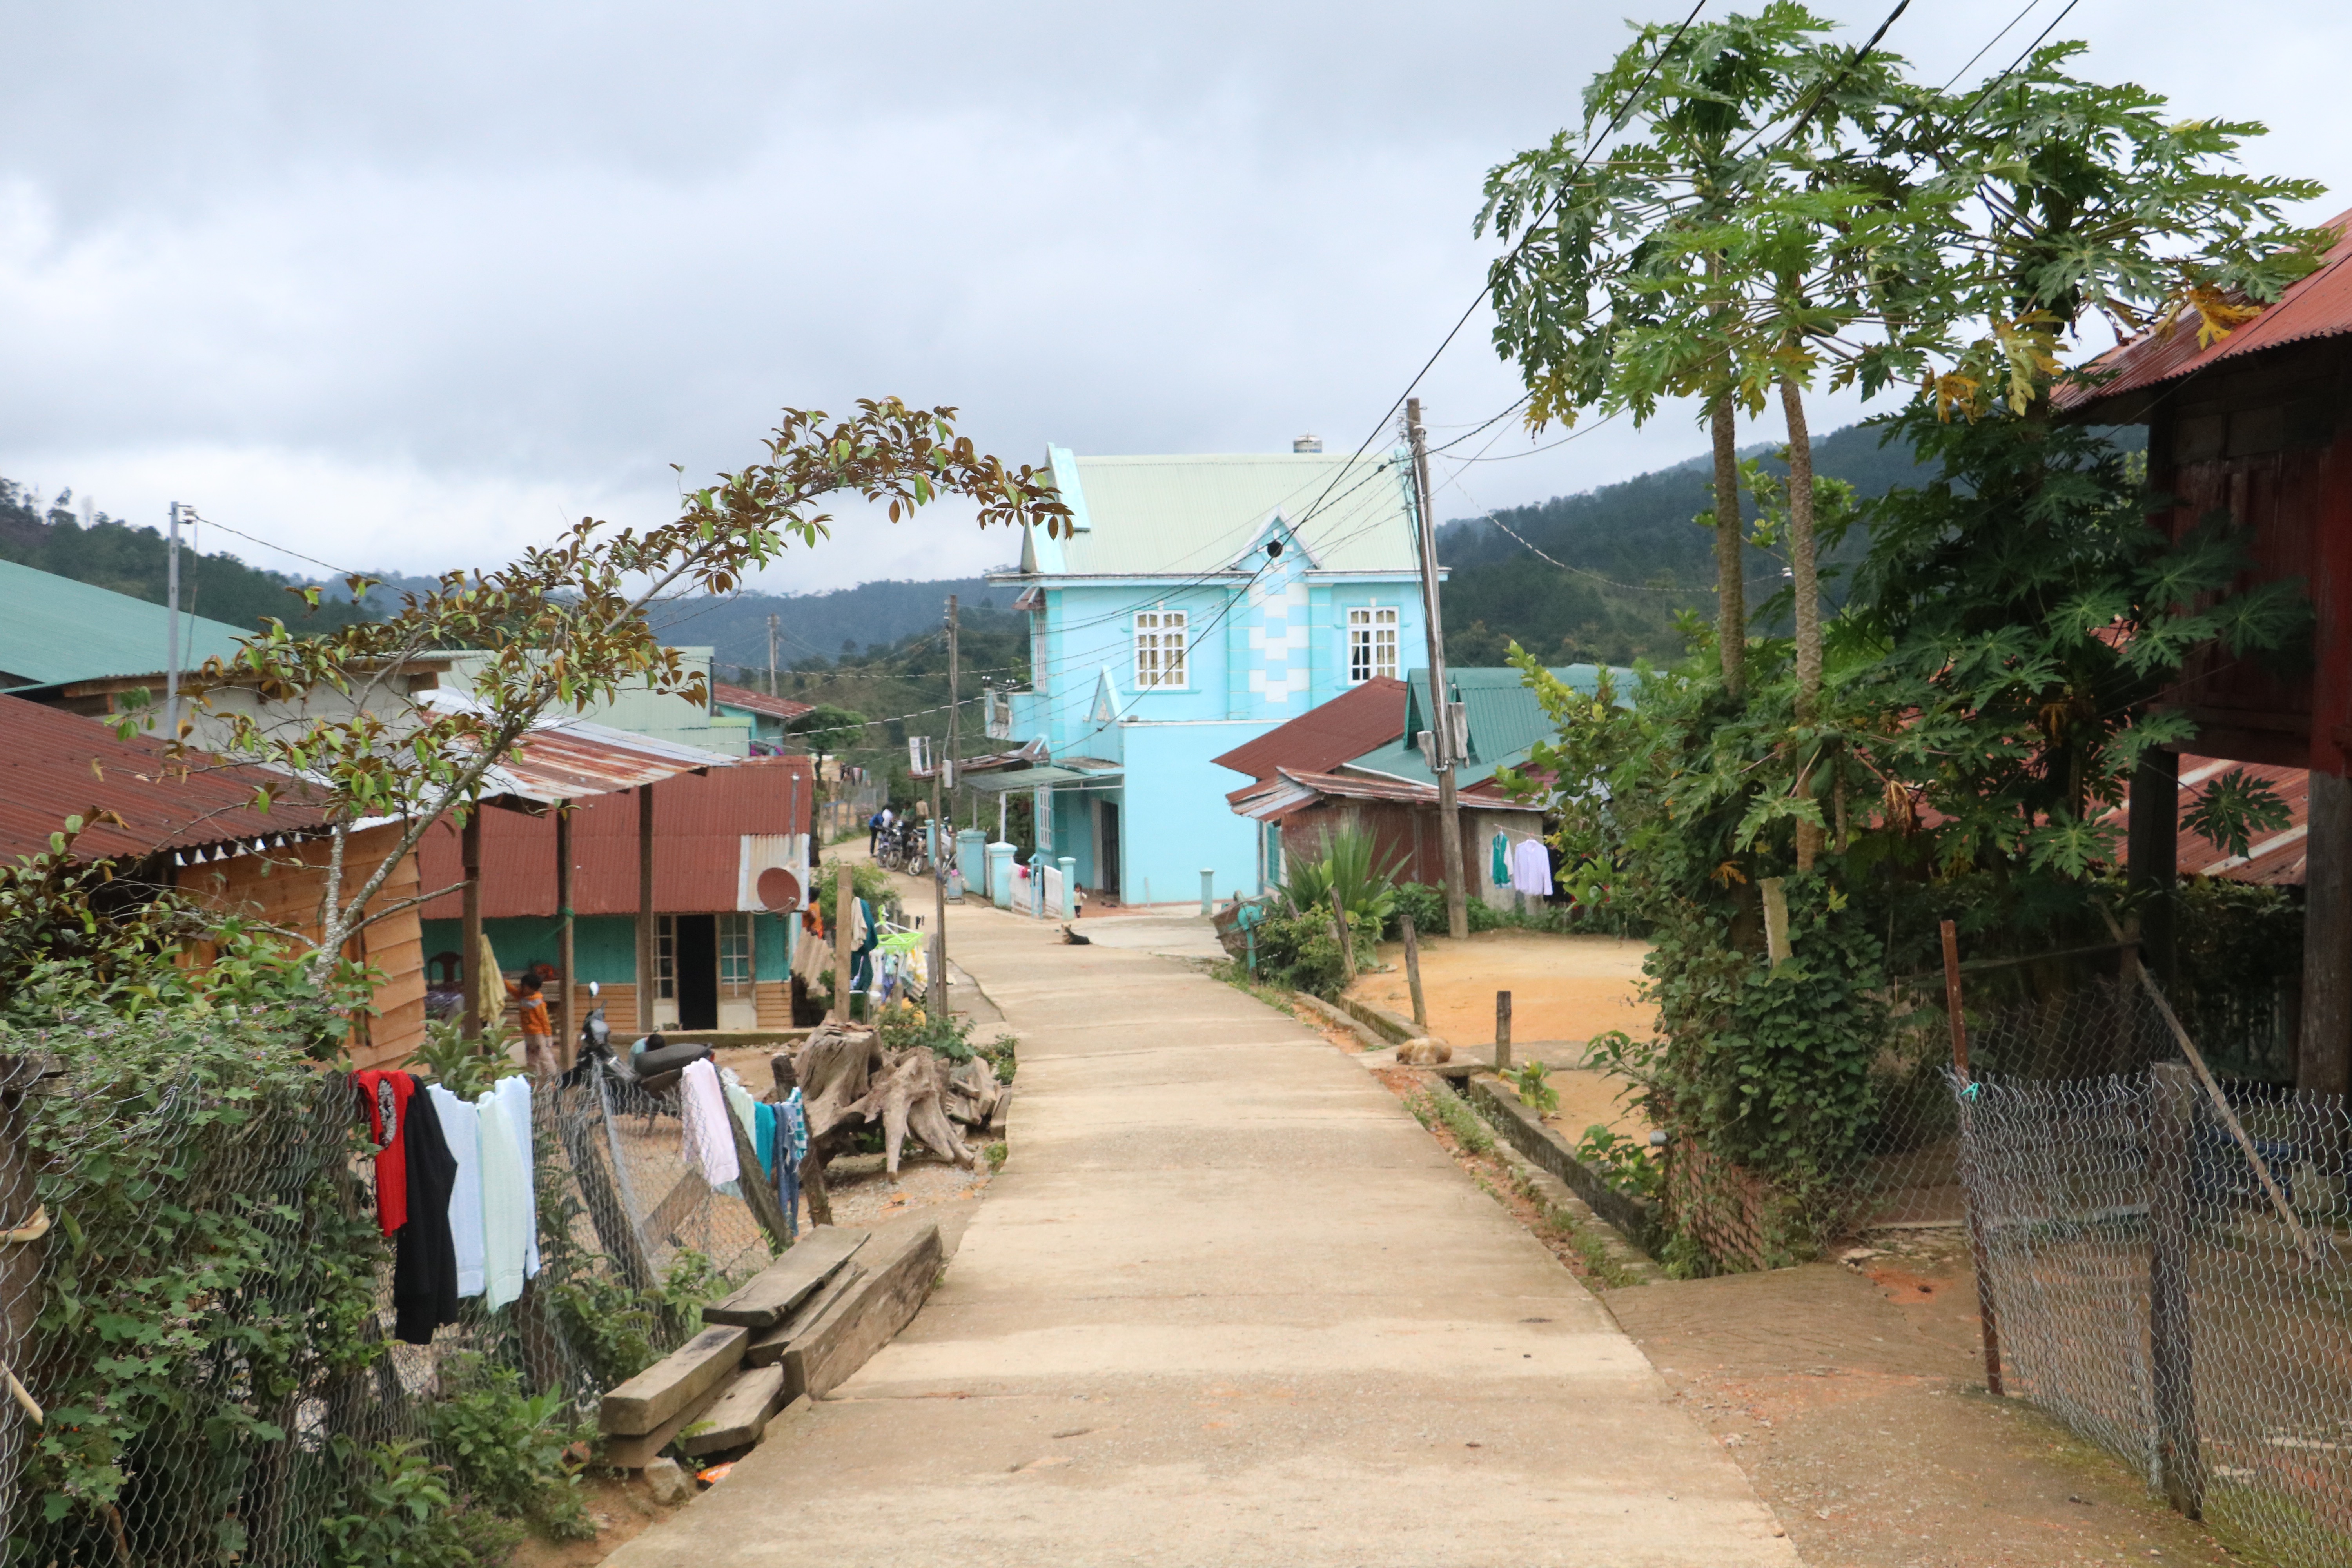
786,1223,942,1400
645,1169,711,1248
747,1261,866,1372
599,1323,749,1436
726,1098,795,1254
677,1363,790,1457
702,1227,869,1329
603,1371,733,1470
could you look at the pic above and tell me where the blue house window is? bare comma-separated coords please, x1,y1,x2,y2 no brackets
1348,605,1398,683
1134,609,1188,690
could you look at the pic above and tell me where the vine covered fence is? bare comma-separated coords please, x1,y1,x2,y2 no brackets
0,1016,774,1566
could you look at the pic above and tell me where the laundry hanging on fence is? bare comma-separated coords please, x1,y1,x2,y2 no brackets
425,1083,486,1298
353,1068,415,1234
391,1080,461,1345
1509,837,1554,897
493,1075,541,1279
775,1087,807,1242
716,1071,761,1197
475,1090,529,1311
1491,831,1510,888
679,1057,741,1188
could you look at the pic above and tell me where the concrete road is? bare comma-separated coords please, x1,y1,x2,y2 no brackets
607,900,1795,1567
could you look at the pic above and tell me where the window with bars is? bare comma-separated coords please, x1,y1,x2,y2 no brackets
719,913,754,998
1348,605,1399,683
656,914,677,1002
1134,609,1188,689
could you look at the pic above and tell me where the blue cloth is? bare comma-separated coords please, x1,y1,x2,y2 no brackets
775,1090,808,1242
753,1100,776,1177
850,897,880,993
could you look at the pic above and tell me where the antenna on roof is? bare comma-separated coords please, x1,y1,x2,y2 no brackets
1292,435,1323,454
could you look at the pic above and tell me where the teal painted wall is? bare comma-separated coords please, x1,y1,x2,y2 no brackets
1118,720,1271,906
421,912,793,984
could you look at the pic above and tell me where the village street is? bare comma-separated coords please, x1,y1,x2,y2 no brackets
607,891,1795,1566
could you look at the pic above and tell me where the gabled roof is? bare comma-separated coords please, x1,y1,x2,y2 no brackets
0,691,332,862
1345,665,1635,789
1212,677,1406,789
0,558,253,690
1010,448,1421,579
2057,207,2352,420
710,681,816,722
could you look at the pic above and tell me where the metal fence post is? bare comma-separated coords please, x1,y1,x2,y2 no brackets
2149,1060,2204,1519
1944,919,2003,1396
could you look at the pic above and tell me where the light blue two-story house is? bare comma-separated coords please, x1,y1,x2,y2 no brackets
984,441,1434,907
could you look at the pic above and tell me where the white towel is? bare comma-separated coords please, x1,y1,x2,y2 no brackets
492,1075,541,1278
1510,837,1555,897
475,1091,528,1311
425,1085,485,1298
680,1058,741,1189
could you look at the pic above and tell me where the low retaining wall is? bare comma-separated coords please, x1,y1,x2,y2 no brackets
1465,1073,1666,1256
1335,993,1421,1045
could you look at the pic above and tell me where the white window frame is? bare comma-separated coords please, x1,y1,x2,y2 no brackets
1348,604,1399,684
718,912,755,999
1134,608,1189,690
656,914,678,1002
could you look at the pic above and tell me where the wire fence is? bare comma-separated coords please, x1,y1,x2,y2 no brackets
1959,1057,2352,1568
0,1040,779,1566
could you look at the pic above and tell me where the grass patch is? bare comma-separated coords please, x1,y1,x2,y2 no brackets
1207,958,1298,1015
1406,1087,1494,1155
985,1141,1007,1172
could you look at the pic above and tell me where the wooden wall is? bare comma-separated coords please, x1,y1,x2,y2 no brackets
178,822,427,1070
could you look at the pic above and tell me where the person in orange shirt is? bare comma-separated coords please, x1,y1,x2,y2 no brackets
510,971,555,1078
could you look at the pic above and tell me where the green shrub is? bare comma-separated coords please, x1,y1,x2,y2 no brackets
426,1354,596,1541
319,1438,523,1568
1503,1060,1559,1113
408,1017,525,1097
1575,1124,1662,1202
1388,882,1446,939
1249,907,1366,998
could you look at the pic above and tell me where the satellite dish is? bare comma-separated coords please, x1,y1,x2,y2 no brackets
757,867,804,911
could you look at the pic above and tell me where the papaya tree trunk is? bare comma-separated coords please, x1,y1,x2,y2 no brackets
1780,373,1824,873
1712,397,1746,697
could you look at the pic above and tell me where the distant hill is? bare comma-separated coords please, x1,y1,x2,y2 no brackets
0,480,377,635
645,577,1011,674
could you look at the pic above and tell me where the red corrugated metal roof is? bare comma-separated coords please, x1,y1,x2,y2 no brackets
416,755,815,919
412,689,738,804
2107,755,2308,886
2056,209,2352,415
710,682,815,722
1212,679,1407,793
0,692,332,862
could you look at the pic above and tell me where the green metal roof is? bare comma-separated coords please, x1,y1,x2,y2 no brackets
1027,448,1422,578
1345,664,1638,789
0,559,254,689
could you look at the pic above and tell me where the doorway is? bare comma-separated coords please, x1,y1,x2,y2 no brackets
673,914,719,1029
1097,800,1121,899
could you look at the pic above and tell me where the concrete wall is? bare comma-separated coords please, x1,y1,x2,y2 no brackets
1118,719,1274,906
421,910,793,984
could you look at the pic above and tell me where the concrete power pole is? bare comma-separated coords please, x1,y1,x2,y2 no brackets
164,501,183,740
1405,399,1469,940
929,595,959,1018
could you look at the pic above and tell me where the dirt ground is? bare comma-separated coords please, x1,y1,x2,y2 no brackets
1347,929,1655,1140
1285,1001,2242,1568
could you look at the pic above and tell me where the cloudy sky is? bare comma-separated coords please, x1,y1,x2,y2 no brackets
5,1,2347,594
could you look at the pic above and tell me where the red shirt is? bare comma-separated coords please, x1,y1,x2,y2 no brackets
353,1069,416,1235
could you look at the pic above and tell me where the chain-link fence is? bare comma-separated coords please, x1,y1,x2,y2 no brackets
0,1031,780,1566
1960,1058,2352,1568
1839,973,2177,1232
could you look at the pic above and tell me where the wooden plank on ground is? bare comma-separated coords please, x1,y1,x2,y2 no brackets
677,1363,791,1456
747,1260,866,1373
786,1223,943,1400
603,1370,735,1469
703,1227,868,1329
599,1323,748,1435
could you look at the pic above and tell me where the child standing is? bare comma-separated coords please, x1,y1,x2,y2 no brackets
510,971,555,1078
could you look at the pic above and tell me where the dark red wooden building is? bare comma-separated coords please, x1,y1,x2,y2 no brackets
2060,207,2352,1093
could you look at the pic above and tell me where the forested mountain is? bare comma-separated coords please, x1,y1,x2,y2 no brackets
645,577,1006,672
1433,420,2143,666
0,480,377,633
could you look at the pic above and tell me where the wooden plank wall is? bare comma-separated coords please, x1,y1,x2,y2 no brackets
180,822,427,1070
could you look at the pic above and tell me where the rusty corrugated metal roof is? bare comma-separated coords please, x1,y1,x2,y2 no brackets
710,681,815,722
2057,209,2352,416
1212,678,1406,790
1230,765,1542,822
0,691,333,862
414,688,736,803
415,755,815,920
2107,755,2309,886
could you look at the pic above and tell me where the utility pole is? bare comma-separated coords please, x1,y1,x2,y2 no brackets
767,613,779,695
929,596,958,1018
164,501,183,740
1405,399,1469,940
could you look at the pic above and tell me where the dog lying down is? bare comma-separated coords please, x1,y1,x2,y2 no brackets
1059,924,1092,945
